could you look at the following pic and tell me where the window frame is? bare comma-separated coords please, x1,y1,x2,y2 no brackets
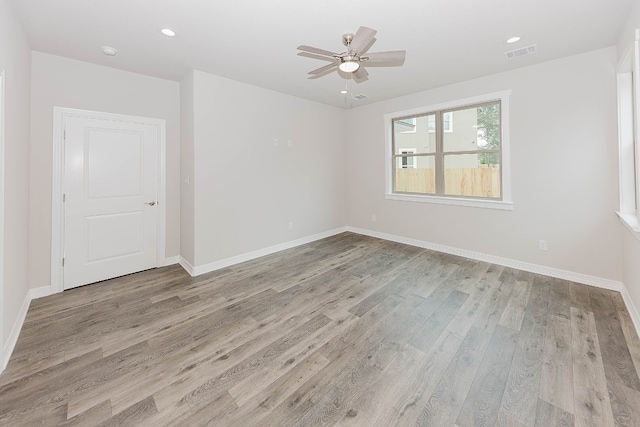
384,90,513,210
616,28,640,234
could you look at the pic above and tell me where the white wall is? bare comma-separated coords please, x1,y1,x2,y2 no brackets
0,0,31,360
345,47,623,283
618,3,640,324
189,70,346,267
180,71,195,266
29,52,181,288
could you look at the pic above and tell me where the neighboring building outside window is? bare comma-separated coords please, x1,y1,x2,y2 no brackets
399,148,417,168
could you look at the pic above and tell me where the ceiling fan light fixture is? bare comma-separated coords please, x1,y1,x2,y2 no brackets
339,60,360,73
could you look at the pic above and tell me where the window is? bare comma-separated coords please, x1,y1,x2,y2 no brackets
397,117,416,133
385,91,512,209
398,148,417,168
428,112,453,132
617,29,640,232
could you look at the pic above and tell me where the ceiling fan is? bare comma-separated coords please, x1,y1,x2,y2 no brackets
297,26,406,80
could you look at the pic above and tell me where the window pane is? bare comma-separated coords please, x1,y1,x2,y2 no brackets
394,114,436,154
443,103,500,153
395,156,435,194
431,112,453,132
444,154,501,198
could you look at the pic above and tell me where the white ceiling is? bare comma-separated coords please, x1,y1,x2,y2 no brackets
10,0,633,108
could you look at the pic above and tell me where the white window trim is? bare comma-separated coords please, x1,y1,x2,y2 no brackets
384,90,513,210
616,29,640,236
0,71,5,367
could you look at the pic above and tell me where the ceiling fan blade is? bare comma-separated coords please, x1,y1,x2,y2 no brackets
350,26,377,53
353,66,369,79
297,45,338,57
308,62,338,75
364,50,406,63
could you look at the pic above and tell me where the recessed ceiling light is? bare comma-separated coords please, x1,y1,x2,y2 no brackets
161,28,177,37
340,90,348,94
507,36,521,44
101,46,118,56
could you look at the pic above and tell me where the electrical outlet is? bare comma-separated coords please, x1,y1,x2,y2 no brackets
273,138,279,146
371,214,377,222
288,222,293,231
538,240,548,251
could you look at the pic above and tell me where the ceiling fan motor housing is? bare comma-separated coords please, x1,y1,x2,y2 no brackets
342,33,355,47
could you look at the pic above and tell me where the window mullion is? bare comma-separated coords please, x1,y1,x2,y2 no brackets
435,111,444,194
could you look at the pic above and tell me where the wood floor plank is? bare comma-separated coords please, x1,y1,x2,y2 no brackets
2,232,640,426
570,307,609,397
539,314,574,414
569,282,592,312
334,343,426,426
62,400,112,427
499,273,533,331
227,312,356,407
573,384,614,427
446,276,496,337
456,324,519,427
222,351,331,426
589,287,640,393
534,399,574,427
375,331,464,426
415,326,493,426
182,313,332,413
473,280,513,333
409,290,469,352
498,275,551,426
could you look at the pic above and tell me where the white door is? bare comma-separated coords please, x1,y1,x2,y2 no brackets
63,116,159,289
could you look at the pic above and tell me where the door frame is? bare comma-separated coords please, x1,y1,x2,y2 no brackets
0,71,6,365
51,107,167,293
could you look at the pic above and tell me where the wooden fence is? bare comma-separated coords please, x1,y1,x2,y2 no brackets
395,165,500,198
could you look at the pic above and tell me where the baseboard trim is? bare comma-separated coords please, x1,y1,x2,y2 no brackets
621,284,640,336
2,291,31,371
179,256,196,276
183,227,349,277
161,256,180,267
346,226,623,291
30,286,52,300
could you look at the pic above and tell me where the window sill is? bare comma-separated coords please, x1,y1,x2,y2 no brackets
616,211,640,234
386,193,514,210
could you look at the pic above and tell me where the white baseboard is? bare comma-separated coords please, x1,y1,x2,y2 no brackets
179,256,196,276
182,227,349,277
161,256,180,267
621,284,640,337
2,291,31,371
30,285,52,300
346,226,623,291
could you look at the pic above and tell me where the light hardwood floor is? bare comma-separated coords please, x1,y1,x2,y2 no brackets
1,232,640,426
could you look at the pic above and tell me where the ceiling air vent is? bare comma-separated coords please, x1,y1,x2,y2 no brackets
504,44,537,59
352,94,367,100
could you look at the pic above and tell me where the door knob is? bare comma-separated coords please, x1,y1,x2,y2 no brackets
145,201,157,206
